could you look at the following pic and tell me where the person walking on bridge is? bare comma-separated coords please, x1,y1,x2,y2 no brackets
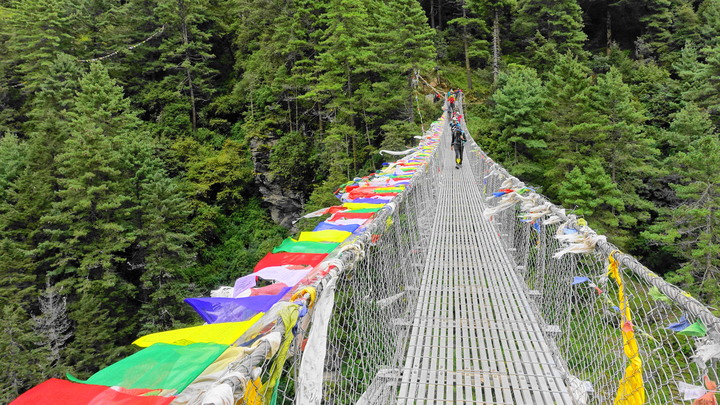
451,120,466,169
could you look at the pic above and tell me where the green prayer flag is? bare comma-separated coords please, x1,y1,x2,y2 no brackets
648,286,671,303
272,239,339,254
68,342,228,393
679,320,707,337
344,208,382,213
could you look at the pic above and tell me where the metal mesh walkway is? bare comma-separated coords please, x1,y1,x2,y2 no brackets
396,128,573,404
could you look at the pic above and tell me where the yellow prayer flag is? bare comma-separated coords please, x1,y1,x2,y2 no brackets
132,313,264,347
243,377,264,405
342,202,386,210
607,251,646,405
297,230,352,243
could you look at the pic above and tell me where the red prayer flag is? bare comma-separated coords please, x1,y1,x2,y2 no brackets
11,378,175,405
254,252,328,272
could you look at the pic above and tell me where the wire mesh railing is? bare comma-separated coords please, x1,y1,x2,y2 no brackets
460,101,720,404
17,97,720,405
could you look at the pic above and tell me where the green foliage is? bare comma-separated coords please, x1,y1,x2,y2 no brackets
490,64,546,181
512,0,588,67
270,131,317,190
188,198,286,291
557,159,625,233
639,0,674,58
0,304,46,402
174,138,255,208
0,133,26,200
662,102,715,157
643,136,720,309
2,0,720,399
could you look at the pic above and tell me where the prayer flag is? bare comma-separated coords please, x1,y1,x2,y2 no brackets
607,252,645,405
68,343,228,393
11,379,175,405
297,230,352,243
185,288,290,323
272,239,339,254
133,313,264,347
254,252,327,272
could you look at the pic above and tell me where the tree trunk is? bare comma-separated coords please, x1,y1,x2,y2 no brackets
606,5,612,55
438,0,443,30
462,3,472,90
493,9,500,84
178,0,197,132
430,0,436,29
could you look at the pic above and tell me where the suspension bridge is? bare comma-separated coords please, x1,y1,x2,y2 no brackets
13,99,720,405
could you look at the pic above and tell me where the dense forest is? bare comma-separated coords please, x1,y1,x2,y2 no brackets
0,0,718,400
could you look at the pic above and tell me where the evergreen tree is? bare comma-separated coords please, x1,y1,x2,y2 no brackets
698,0,720,47
673,42,710,104
63,277,136,378
639,0,674,58
122,134,196,333
0,55,82,316
471,0,516,83
542,53,598,190
697,42,720,125
670,0,701,53
38,62,137,278
490,65,546,182
140,0,220,139
1,0,77,95
643,135,720,309
512,0,587,63
448,0,489,89
0,303,46,402
557,159,625,233
662,102,716,157
625,61,679,128
0,133,26,201
590,68,657,230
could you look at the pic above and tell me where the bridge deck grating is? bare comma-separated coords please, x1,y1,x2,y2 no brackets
396,120,573,405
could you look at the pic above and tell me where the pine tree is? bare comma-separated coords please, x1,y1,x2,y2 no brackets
1,0,77,95
512,0,587,62
140,0,220,138
698,0,720,47
490,65,546,182
662,102,716,157
125,138,195,332
590,68,657,230
697,42,720,125
639,0,674,58
0,303,46,402
63,277,136,378
448,0,489,89
38,62,136,278
541,53,599,191
557,159,625,233
670,0,701,53
470,0,516,83
673,42,710,104
0,55,82,314
0,133,26,202
643,135,720,309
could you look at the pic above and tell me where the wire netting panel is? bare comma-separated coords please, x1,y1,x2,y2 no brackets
465,124,720,404
318,155,440,405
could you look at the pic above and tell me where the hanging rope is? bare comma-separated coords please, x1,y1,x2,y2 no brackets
77,25,165,63
414,92,425,133
415,71,443,96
